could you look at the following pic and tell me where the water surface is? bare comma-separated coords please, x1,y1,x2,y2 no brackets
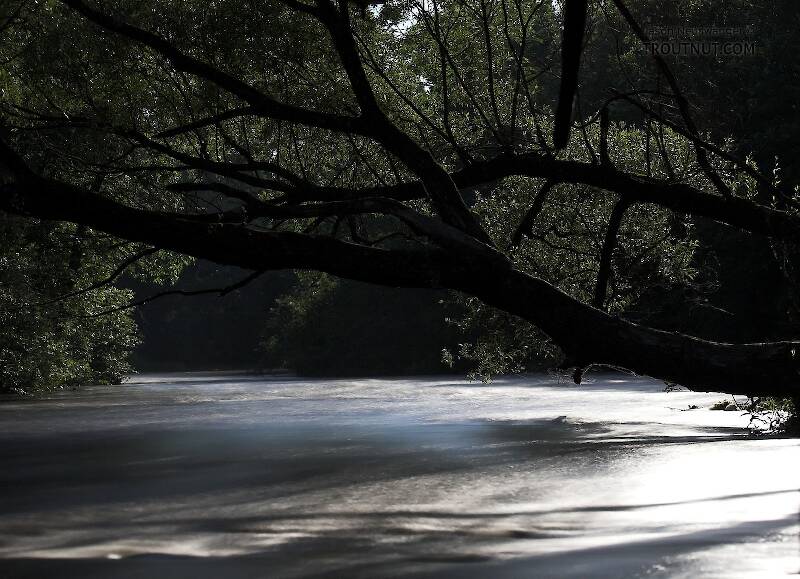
0,373,797,578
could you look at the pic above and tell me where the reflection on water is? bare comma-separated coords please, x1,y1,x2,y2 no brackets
0,372,797,578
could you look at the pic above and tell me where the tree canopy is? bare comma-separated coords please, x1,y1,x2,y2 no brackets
1,0,799,399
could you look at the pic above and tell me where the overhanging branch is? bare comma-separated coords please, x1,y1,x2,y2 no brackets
303,154,800,245
2,164,799,398
59,0,367,135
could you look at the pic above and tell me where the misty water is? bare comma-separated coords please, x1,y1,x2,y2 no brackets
0,373,798,578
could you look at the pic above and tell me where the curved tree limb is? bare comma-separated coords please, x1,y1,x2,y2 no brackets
301,154,800,245
59,0,368,134
2,168,798,398
80,269,266,319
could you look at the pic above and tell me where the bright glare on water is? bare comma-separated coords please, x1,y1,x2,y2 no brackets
0,372,797,578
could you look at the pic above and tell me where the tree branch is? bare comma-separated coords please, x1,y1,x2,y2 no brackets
81,269,267,318
154,107,257,138
2,162,799,398
22,247,158,309
610,0,733,198
511,178,554,247
313,0,493,244
599,106,611,166
553,0,588,148
303,154,800,246
592,198,629,309
59,0,367,134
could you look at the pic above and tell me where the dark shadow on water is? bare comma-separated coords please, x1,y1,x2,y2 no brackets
0,418,755,517
399,515,800,579
1,515,796,579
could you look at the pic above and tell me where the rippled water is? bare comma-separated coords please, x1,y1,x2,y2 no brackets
0,372,797,578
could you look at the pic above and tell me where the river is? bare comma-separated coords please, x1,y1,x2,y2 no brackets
0,372,797,578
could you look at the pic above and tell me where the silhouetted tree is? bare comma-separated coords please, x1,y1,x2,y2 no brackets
1,0,799,401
